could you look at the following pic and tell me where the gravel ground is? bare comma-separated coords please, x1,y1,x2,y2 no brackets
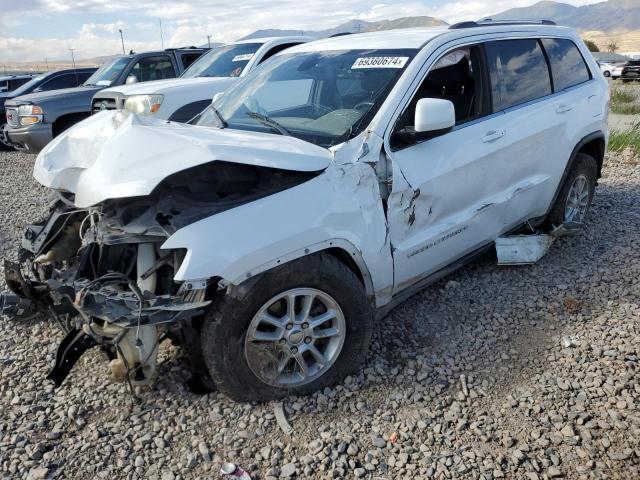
0,150,639,480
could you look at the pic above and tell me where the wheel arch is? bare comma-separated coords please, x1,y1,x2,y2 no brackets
532,131,605,227
52,112,90,137
224,240,377,306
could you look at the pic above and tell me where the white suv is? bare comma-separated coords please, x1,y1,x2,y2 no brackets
91,36,310,122
2,21,608,402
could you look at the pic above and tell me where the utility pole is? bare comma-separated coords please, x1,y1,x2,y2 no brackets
44,58,49,71
159,18,164,49
207,35,213,48
69,48,76,69
118,29,125,54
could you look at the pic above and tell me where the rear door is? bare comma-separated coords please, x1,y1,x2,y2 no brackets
480,38,565,226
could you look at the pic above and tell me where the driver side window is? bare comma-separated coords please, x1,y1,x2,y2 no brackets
391,45,490,150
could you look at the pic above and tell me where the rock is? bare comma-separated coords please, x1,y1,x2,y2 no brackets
547,467,563,478
281,463,297,477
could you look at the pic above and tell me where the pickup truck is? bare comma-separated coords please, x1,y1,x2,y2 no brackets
4,48,207,153
92,37,310,122
1,68,96,150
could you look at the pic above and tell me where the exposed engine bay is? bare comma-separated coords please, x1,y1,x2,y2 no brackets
1,161,317,393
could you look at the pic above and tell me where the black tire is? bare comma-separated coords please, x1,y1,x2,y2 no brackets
200,252,373,402
546,152,598,228
603,71,611,77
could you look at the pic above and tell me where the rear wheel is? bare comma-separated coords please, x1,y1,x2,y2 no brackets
200,252,373,402
546,153,597,227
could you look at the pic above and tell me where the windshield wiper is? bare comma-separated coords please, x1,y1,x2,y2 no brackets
211,106,228,128
246,111,291,137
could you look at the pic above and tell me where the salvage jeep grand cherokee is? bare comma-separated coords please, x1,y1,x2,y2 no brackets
0,22,608,402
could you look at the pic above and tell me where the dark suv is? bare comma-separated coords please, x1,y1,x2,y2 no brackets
0,74,37,93
621,60,640,83
4,48,207,153
0,68,96,150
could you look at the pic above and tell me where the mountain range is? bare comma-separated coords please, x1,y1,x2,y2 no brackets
241,0,640,41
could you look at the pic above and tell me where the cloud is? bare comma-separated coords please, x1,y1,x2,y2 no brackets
0,0,604,62
80,21,125,36
0,36,160,63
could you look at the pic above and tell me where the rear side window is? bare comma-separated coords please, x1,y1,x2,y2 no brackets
130,56,176,82
486,39,552,111
180,53,203,70
541,38,591,91
39,73,77,91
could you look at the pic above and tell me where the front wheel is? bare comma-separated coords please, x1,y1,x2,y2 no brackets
200,253,373,402
546,153,597,228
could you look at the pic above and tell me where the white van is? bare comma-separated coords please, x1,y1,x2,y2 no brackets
2,21,608,402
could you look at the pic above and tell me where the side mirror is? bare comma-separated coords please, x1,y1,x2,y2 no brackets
125,75,138,85
212,92,224,104
414,98,455,134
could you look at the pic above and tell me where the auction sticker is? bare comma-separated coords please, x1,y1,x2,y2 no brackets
232,54,254,62
352,56,409,69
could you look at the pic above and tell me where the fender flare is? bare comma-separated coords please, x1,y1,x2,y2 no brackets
222,238,377,302
534,130,605,224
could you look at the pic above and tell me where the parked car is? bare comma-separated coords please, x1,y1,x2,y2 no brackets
92,37,311,123
0,22,608,402
598,61,623,79
621,60,640,82
0,68,97,150
0,74,37,93
3,48,207,153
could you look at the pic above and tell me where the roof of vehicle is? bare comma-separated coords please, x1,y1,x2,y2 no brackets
233,36,314,46
288,24,577,52
0,74,36,81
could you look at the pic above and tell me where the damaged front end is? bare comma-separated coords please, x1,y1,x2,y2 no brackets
2,160,316,390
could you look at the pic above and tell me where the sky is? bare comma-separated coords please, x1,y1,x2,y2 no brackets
0,0,603,63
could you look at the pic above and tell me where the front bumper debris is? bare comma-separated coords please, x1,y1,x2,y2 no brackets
46,329,98,387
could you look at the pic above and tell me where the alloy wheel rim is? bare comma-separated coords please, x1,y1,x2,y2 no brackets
564,174,590,223
244,288,346,387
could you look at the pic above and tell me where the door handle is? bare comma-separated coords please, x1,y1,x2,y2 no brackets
556,104,574,114
482,129,506,143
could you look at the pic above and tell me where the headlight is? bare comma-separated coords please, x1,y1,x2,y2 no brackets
17,105,43,126
124,95,164,116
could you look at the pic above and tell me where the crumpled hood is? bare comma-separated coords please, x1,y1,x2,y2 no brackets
34,110,332,208
102,76,234,95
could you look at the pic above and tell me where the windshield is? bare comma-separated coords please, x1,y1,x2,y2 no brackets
182,43,262,78
6,74,46,96
195,49,416,148
84,57,130,86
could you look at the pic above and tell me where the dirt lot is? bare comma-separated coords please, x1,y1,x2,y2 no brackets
0,150,639,480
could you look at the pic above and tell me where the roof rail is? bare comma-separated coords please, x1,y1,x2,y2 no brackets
449,19,557,29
